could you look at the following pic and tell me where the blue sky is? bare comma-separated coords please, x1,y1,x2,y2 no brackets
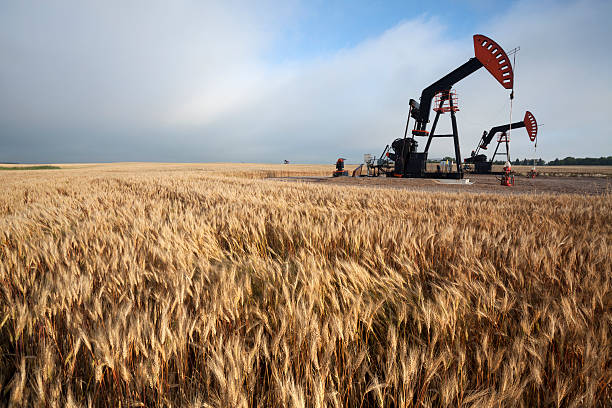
271,0,514,62
0,0,610,163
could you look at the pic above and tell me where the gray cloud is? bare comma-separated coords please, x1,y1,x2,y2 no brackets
0,0,610,163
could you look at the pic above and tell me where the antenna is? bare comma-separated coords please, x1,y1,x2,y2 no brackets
507,46,520,56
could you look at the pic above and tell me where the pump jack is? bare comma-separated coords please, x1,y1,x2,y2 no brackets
332,158,348,177
385,34,514,179
464,111,538,174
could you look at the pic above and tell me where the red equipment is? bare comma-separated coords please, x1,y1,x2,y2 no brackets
500,163,515,186
333,158,348,177
473,35,514,89
433,90,460,113
524,111,538,141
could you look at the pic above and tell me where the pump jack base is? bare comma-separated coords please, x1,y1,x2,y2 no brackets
387,172,464,180
435,178,473,185
470,170,507,176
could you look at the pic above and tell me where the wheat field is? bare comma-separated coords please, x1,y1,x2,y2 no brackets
0,164,610,407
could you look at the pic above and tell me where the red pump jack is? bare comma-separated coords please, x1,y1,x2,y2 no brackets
332,158,348,177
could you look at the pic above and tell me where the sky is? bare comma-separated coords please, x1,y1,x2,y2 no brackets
0,0,610,163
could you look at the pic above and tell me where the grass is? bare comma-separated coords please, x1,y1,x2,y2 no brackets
0,164,610,406
0,165,60,171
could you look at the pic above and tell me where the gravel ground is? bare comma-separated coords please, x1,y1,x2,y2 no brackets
272,174,612,195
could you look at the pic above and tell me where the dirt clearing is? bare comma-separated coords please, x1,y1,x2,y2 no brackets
273,173,611,195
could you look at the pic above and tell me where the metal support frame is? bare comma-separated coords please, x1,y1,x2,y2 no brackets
490,132,510,163
424,98,445,153
400,105,413,172
422,91,463,176
450,101,463,174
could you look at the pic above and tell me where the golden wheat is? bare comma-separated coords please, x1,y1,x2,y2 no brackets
0,164,610,407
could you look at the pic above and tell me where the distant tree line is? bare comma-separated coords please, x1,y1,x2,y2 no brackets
545,156,612,166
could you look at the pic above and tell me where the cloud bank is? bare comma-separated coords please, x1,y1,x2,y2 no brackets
0,0,610,163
